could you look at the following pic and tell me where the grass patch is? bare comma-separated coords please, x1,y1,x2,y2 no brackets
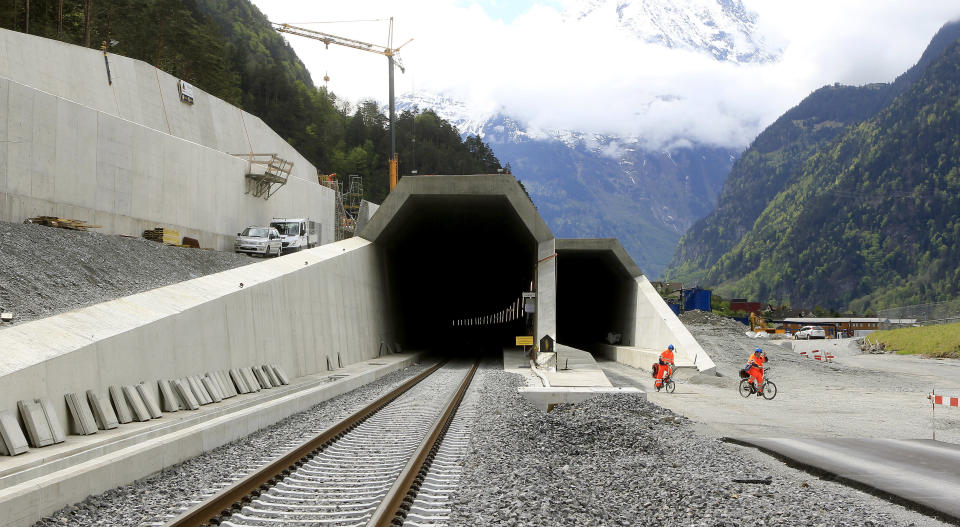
869,322,960,358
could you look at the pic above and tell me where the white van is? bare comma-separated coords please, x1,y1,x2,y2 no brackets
270,218,319,253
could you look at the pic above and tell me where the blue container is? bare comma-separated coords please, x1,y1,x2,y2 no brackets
683,288,712,312
668,303,680,315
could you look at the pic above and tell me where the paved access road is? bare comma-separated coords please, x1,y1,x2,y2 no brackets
600,320,960,444
726,438,960,522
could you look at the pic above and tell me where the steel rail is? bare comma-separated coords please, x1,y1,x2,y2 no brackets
367,359,480,527
165,360,446,527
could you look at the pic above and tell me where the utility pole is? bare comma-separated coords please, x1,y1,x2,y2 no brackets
273,19,412,192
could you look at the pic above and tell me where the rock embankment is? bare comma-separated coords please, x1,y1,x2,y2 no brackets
0,221,252,328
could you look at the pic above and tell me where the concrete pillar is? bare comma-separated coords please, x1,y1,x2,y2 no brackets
536,239,557,346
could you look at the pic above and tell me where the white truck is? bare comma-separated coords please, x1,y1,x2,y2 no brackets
269,218,319,253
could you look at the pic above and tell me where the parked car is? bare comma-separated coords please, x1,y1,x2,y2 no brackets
793,325,826,339
234,226,282,257
270,218,319,252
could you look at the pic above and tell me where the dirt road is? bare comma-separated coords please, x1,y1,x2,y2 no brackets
601,312,960,443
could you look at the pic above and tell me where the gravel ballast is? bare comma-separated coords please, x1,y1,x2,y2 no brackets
0,221,253,328
449,368,946,526
32,362,433,527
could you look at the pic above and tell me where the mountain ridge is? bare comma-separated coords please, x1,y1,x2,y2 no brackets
665,21,960,310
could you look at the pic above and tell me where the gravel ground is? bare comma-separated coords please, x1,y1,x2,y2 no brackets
449,368,945,526
32,362,433,527
0,221,253,328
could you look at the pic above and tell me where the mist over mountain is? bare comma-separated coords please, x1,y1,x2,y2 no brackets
397,0,775,277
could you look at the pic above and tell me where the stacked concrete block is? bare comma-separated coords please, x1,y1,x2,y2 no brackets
186,377,210,405
87,391,120,430
215,371,237,398
242,368,262,392
194,376,214,404
122,385,151,422
230,369,251,394
201,377,222,403
136,384,163,419
109,385,134,424
158,380,180,412
272,364,291,385
253,366,273,388
172,380,200,410
37,397,66,444
64,392,98,435
261,365,280,387
0,410,30,455
85,391,119,430
17,400,55,447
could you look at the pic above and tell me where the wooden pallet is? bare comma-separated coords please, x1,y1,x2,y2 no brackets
142,227,181,245
25,216,101,231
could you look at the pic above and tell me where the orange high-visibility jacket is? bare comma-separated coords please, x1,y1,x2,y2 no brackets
660,348,675,365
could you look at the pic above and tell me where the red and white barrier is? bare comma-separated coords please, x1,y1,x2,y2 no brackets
799,349,834,362
929,394,960,407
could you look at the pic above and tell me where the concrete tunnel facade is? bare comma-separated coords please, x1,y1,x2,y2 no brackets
359,175,556,351
0,174,715,450
359,175,714,374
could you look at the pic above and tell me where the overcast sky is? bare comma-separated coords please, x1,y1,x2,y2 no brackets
250,0,960,149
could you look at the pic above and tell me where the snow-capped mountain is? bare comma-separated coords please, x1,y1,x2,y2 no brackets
395,0,778,276
568,0,780,63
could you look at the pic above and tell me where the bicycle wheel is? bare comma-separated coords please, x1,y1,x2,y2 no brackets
762,381,777,400
738,379,753,398
665,379,675,393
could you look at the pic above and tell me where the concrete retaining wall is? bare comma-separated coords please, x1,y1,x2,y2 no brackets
0,237,394,431
0,29,335,248
631,276,717,374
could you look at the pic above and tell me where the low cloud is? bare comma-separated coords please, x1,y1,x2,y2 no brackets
253,0,960,150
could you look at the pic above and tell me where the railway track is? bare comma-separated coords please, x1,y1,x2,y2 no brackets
166,359,479,527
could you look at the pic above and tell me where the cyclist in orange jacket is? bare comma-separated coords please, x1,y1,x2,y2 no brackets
745,347,766,393
655,344,675,390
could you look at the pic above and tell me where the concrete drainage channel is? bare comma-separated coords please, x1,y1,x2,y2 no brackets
165,359,479,527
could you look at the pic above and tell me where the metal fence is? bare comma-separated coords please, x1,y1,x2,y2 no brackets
878,300,960,328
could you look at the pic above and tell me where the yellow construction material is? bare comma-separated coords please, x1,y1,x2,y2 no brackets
142,227,180,245
25,216,101,231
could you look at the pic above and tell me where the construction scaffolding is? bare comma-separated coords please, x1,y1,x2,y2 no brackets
319,173,364,241
233,153,293,199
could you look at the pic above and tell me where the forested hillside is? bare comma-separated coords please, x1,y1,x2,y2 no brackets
0,0,502,203
667,22,960,311
667,21,960,288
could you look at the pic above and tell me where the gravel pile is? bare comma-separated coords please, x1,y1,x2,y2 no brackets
32,362,432,527
449,369,922,526
680,309,749,333
0,221,253,328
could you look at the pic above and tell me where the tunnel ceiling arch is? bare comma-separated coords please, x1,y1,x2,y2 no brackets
359,175,553,245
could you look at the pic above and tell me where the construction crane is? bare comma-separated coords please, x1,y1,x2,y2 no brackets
273,19,413,192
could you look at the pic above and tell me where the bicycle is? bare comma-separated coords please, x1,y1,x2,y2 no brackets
655,366,675,393
738,367,776,400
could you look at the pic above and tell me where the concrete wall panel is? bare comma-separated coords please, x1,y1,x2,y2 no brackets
0,29,335,250
0,78,8,199
631,276,716,374
0,238,390,433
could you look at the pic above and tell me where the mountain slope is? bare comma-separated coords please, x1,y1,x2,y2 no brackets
677,33,960,310
666,21,960,288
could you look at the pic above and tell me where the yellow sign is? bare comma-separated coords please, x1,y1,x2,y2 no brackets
516,336,534,346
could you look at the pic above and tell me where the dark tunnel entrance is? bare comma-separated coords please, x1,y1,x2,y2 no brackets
376,195,538,352
556,241,639,349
